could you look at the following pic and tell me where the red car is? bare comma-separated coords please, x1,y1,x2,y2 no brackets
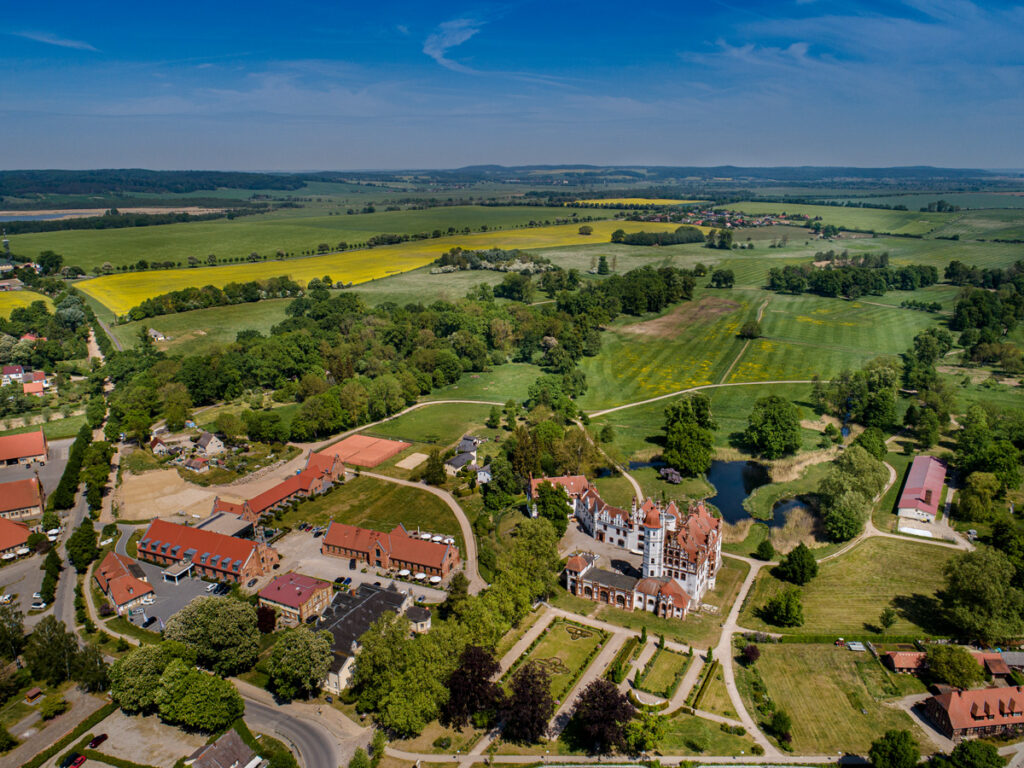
89,733,108,749
71,757,87,768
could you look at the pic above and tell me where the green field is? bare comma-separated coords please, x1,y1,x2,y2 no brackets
513,619,608,699
695,663,736,718
366,401,502,447
813,193,1024,210
636,648,691,697
738,537,955,635
660,711,756,756
275,475,463,550
0,413,87,440
720,202,951,235
12,205,581,271
424,363,541,404
742,644,925,754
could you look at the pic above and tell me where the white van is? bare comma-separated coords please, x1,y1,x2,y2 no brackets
206,583,218,592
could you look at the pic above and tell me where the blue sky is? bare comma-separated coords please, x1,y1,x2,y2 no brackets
2,0,1022,170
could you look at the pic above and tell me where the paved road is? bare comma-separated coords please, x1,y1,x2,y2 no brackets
243,697,342,768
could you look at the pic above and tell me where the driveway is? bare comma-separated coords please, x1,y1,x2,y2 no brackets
111,557,212,630
272,530,447,604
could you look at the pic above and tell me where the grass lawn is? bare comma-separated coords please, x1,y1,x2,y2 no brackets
696,664,737,719
739,537,955,636
873,451,915,531
423,363,541,404
124,530,142,557
744,644,926,754
277,475,464,551
112,298,293,354
587,557,749,649
366,401,502,447
636,648,692,697
105,615,159,644
494,607,545,661
391,721,484,755
0,413,88,440
512,619,608,700
660,711,757,756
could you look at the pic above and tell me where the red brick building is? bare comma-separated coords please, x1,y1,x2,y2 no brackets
93,551,154,614
138,518,279,583
0,477,45,523
926,687,1024,741
258,572,333,626
321,522,460,578
211,451,345,522
0,429,47,465
0,519,29,556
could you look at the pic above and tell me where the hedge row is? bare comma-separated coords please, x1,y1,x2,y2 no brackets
690,660,720,710
49,422,93,509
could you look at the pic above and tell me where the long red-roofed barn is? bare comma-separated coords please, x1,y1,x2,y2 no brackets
210,451,345,521
0,429,47,465
0,477,45,523
898,455,946,522
926,687,1024,741
321,522,460,578
137,518,279,583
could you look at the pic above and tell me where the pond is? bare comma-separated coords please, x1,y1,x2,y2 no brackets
0,213,68,222
705,460,809,529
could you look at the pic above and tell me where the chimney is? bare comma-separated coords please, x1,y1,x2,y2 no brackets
925,489,933,504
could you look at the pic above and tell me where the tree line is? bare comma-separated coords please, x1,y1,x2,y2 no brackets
767,263,938,297
124,275,304,321
610,226,705,246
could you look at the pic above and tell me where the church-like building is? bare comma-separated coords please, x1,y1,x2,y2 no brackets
530,475,722,620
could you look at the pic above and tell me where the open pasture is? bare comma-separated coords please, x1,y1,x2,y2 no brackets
11,205,578,271
78,218,693,315
719,202,950,235
577,290,757,411
738,537,954,636
366,401,502,448
0,290,52,317
928,208,1024,240
814,192,1024,210
747,644,925,754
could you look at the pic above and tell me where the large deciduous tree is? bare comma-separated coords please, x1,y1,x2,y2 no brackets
266,626,333,701
568,679,636,753
776,543,818,585
761,587,804,627
163,596,259,676
109,641,197,713
501,662,554,744
441,645,501,729
0,604,24,662
945,548,1024,643
926,646,984,690
869,729,920,768
744,395,801,459
23,616,78,686
534,482,570,537
156,658,244,732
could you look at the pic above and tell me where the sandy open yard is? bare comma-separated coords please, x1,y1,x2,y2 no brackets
395,452,428,470
88,711,208,768
112,469,218,521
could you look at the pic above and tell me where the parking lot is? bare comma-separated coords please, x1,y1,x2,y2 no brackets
117,558,214,630
271,529,448,604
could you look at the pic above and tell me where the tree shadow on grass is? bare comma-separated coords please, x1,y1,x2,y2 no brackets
891,593,949,635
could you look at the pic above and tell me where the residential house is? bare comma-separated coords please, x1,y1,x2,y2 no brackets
258,572,333,627
185,729,264,768
184,457,209,473
0,429,47,465
150,437,172,456
196,432,226,456
885,651,927,674
926,687,1024,741
406,605,431,633
137,518,279,583
0,477,44,523
444,452,476,476
898,456,946,522
93,551,154,614
22,381,44,397
318,584,411,692
0,519,29,556
476,464,492,485
1,365,23,386
321,521,460,578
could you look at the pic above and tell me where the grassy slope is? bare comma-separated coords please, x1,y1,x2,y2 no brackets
738,537,955,635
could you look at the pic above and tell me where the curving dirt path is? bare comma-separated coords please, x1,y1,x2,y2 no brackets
588,379,815,419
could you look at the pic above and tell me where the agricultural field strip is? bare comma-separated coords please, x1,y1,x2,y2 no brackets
78,219,699,315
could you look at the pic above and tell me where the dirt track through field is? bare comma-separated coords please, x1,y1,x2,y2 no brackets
620,296,740,337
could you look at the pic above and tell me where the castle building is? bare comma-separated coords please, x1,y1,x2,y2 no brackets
533,474,722,620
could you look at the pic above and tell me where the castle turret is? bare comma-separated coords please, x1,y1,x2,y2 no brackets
641,503,663,578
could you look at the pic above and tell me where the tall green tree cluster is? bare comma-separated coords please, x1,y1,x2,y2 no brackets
662,394,716,476
744,395,801,459
816,446,889,542
162,596,260,676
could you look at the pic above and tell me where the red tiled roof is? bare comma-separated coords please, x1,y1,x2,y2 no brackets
212,497,248,517
248,472,317,514
529,475,591,499
887,651,927,670
2,365,22,375
22,381,44,395
139,518,259,574
674,501,720,564
94,551,153,607
898,456,945,518
0,478,43,514
566,555,588,572
305,452,341,477
0,519,29,552
323,522,454,570
28,371,45,382
0,430,46,462
258,573,331,609
933,687,1024,731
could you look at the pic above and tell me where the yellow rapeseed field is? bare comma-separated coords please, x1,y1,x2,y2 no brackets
573,198,706,206
79,219,701,316
0,291,53,318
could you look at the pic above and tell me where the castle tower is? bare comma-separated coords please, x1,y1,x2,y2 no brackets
641,503,663,578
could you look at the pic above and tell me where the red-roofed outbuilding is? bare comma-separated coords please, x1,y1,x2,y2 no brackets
0,519,29,555
258,572,332,626
0,429,47,465
0,477,44,523
138,518,279,583
322,522,460,578
898,456,946,522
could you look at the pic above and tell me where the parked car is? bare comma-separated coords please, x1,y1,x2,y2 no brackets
373,581,382,587
343,577,352,585
313,530,323,538
305,614,318,624
325,695,333,704
71,756,86,768
349,558,357,570
334,576,345,584
32,592,41,600
141,596,155,605
143,616,158,628
89,734,109,749
247,579,258,588
30,601,46,610
60,753,83,768
206,583,218,592
0,594,12,605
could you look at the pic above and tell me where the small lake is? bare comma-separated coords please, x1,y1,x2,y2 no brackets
705,460,810,529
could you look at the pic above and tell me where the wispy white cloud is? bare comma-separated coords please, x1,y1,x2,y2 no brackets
12,31,98,52
423,18,483,73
